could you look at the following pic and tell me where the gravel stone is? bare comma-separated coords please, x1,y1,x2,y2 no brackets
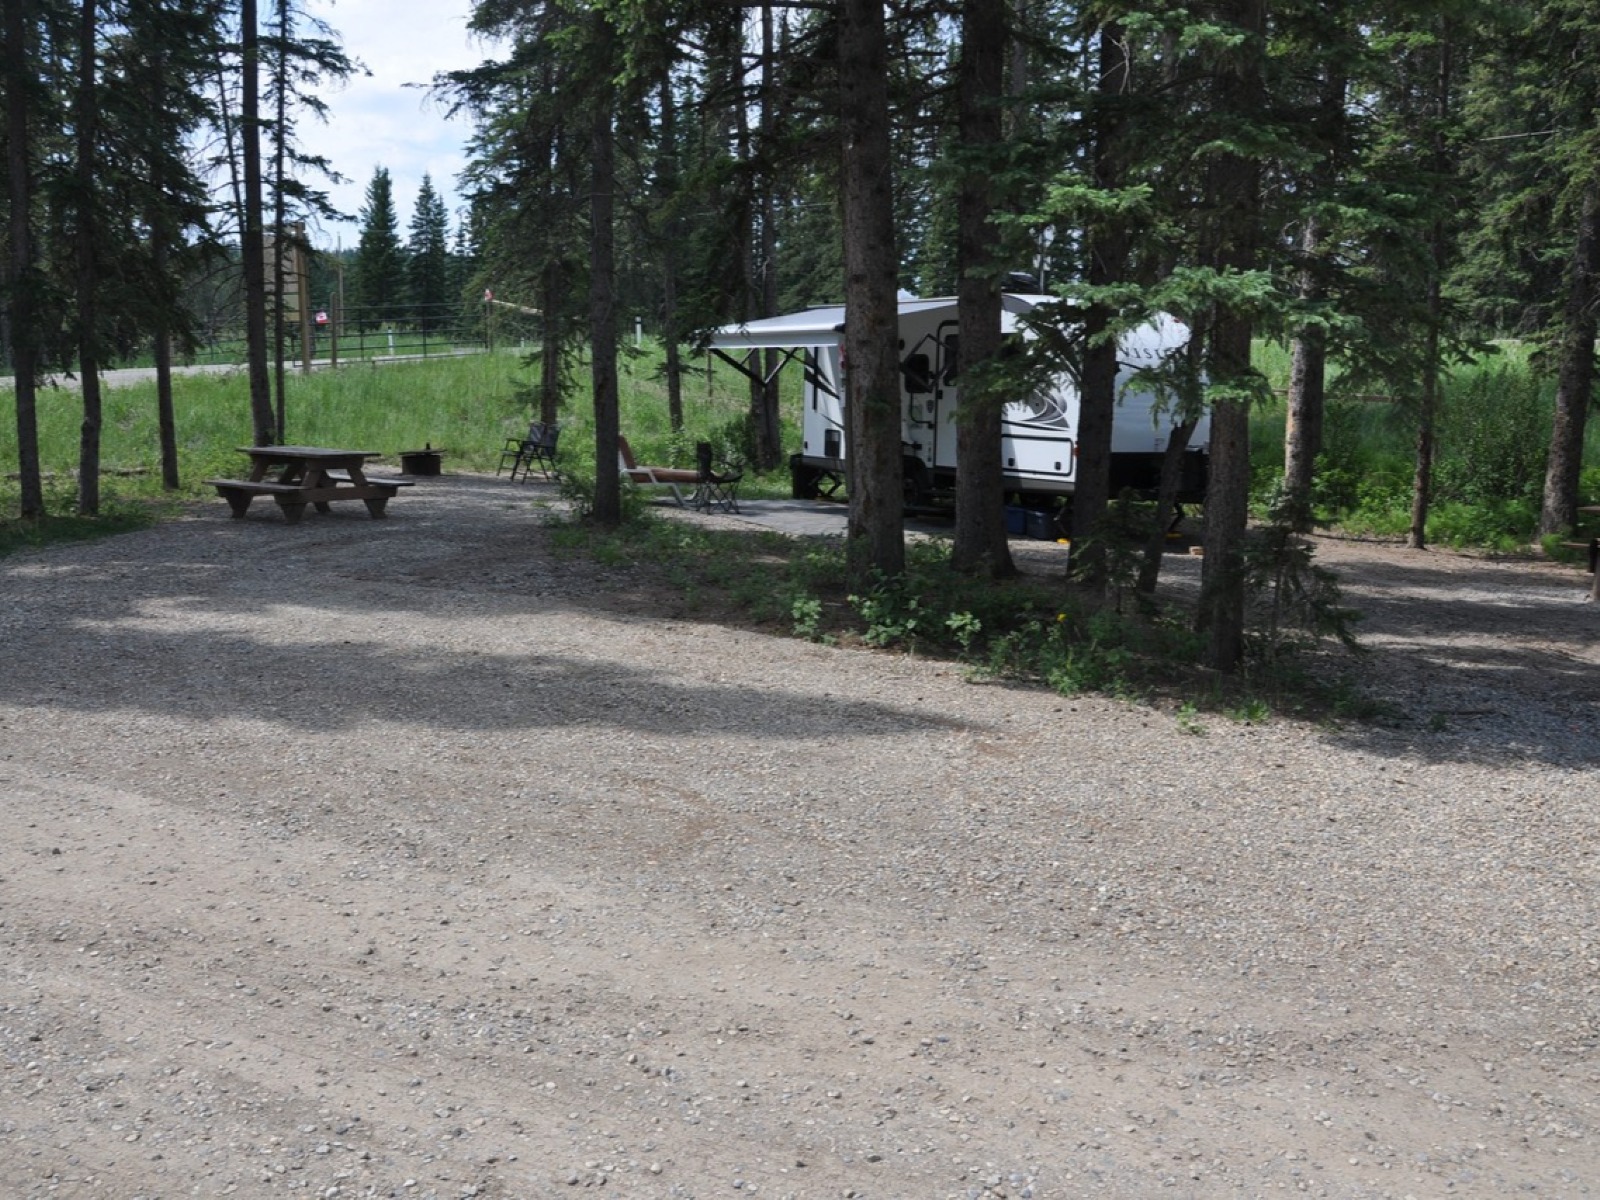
0,472,1596,1198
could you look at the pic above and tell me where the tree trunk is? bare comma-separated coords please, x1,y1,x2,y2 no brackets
156,330,179,488
1540,181,1600,537
1408,287,1440,550
589,17,621,528
1282,62,1345,529
838,0,904,584
271,0,290,442
1409,32,1453,551
1199,332,1253,670
656,75,684,432
539,261,563,427
75,0,103,516
950,0,1015,578
1072,19,1133,591
240,0,275,445
1195,0,1267,673
1283,214,1326,529
146,39,180,491
752,2,782,471
5,0,45,520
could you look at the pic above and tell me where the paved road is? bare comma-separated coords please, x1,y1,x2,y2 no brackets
1,350,484,392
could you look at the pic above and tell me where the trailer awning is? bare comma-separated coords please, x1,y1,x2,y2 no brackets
707,294,1053,352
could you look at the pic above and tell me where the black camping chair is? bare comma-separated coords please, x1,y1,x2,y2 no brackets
497,422,561,482
693,441,743,514
517,422,561,481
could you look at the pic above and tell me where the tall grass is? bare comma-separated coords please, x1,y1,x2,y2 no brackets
1251,340,1600,548
5,336,1594,553
1,343,796,520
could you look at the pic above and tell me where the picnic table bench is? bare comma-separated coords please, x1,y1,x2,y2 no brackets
206,446,413,524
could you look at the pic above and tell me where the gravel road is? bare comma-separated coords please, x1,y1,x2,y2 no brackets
2,474,1597,1199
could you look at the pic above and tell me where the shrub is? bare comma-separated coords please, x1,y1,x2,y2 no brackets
1435,363,1551,509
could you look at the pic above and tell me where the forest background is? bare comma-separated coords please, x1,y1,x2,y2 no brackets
2,0,1598,675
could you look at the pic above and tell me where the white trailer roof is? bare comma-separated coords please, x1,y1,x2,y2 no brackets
708,294,1050,351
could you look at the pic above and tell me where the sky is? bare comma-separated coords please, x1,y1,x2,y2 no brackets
300,0,495,251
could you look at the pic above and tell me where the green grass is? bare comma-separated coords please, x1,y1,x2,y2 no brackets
1250,339,1600,547
4,339,1383,721
0,342,802,543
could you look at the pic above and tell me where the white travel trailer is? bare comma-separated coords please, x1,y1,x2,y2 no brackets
707,293,1209,507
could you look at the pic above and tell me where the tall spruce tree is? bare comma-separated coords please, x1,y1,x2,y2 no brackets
72,0,106,514
408,174,451,328
3,0,48,519
240,0,275,444
353,167,406,327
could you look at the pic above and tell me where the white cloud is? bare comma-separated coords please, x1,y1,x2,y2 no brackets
298,0,493,249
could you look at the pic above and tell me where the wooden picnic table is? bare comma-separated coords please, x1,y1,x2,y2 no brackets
206,446,413,524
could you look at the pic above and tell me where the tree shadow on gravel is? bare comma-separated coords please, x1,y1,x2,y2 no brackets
1307,548,1598,769
0,482,960,741
2,478,1593,766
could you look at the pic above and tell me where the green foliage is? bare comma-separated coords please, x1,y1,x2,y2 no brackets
1425,499,1539,552
790,595,825,641
1227,698,1271,724
1243,485,1364,664
849,573,932,650
1433,363,1552,510
353,168,407,325
407,175,453,324
1176,702,1207,735
1263,346,1589,551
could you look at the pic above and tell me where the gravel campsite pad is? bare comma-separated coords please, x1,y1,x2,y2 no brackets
2,474,1597,1199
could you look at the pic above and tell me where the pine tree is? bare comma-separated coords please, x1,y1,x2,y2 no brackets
3,0,49,519
1461,1,1600,537
353,167,406,328
407,174,451,328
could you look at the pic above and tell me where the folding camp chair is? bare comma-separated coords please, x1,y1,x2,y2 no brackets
693,441,743,514
498,422,560,482
517,422,561,481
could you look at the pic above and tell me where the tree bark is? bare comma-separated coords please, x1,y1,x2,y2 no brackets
1195,0,1267,673
146,38,180,490
589,15,621,528
1409,31,1453,551
1540,180,1600,537
240,0,275,445
1072,19,1133,591
1281,61,1346,528
1283,213,1326,528
5,0,45,520
753,1,782,471
838,0,904,584
1408,276,1441,550
656,75,684,432
75,0,103,516
1199,330,1254,670
271,0,290,443
950,0,1015,578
